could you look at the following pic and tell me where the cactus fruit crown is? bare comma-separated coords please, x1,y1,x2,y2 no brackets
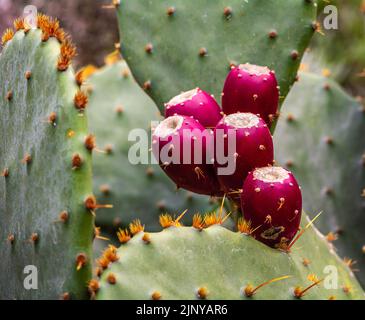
0,14,96,299
223,113,260,128
154,115,184,138
164,87,222,128
167,88,199,105
253,166,289,183
238,63,271,76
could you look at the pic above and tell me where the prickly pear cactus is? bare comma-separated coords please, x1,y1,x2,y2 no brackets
86,59,216,231
0,17,94,299
275,72,365,286
115,0,317,114
95,214,364,300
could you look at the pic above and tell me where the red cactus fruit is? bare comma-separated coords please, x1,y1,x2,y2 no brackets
164,88,222,128
241,166,302,248
152,115,222,196
214,113,274,201
222,63,279,126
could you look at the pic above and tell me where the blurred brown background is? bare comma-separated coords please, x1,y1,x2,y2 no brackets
0,0,119,68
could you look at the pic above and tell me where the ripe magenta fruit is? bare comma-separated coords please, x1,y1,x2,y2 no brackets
214,113,274,201
164,88,222,128
221,63,279,126
241,166,302,248
152,115,222,196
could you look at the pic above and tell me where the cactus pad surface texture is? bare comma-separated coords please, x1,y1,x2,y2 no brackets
275,72,365,286
0,17,93,299
116,0,317,117
95,214,364,300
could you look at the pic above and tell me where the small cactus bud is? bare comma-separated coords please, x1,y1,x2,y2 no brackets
223,6,232,18
7,234,15,244
88,279,100,294
145,43,153,54
76,253,87,271
151,291,161,300
72,153,83,169
143,80,152,91
199,47,207,57
6,90,13,101
74,91,88,110
85,134,96,151
166,6,176,16
59,210,69,222
25,71,32,80
268,30,278,39
291,50,299,60
107,273,117,284
196,287,208,299
30,232,39,243
1,168,9,177
61,292,70,300
142,233,151,244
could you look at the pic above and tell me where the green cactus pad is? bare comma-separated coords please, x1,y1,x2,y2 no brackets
87,60,217,231
116,0,317,116
275,72,365,286
0,23,93,299
95,215,364,300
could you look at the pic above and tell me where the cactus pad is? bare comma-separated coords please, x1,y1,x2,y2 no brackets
95,214,364,300
0,18,93,299
275,72,365,286
116,0,317,114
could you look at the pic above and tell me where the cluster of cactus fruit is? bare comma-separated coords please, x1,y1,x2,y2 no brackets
1,1,364,300
153,64,302,249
